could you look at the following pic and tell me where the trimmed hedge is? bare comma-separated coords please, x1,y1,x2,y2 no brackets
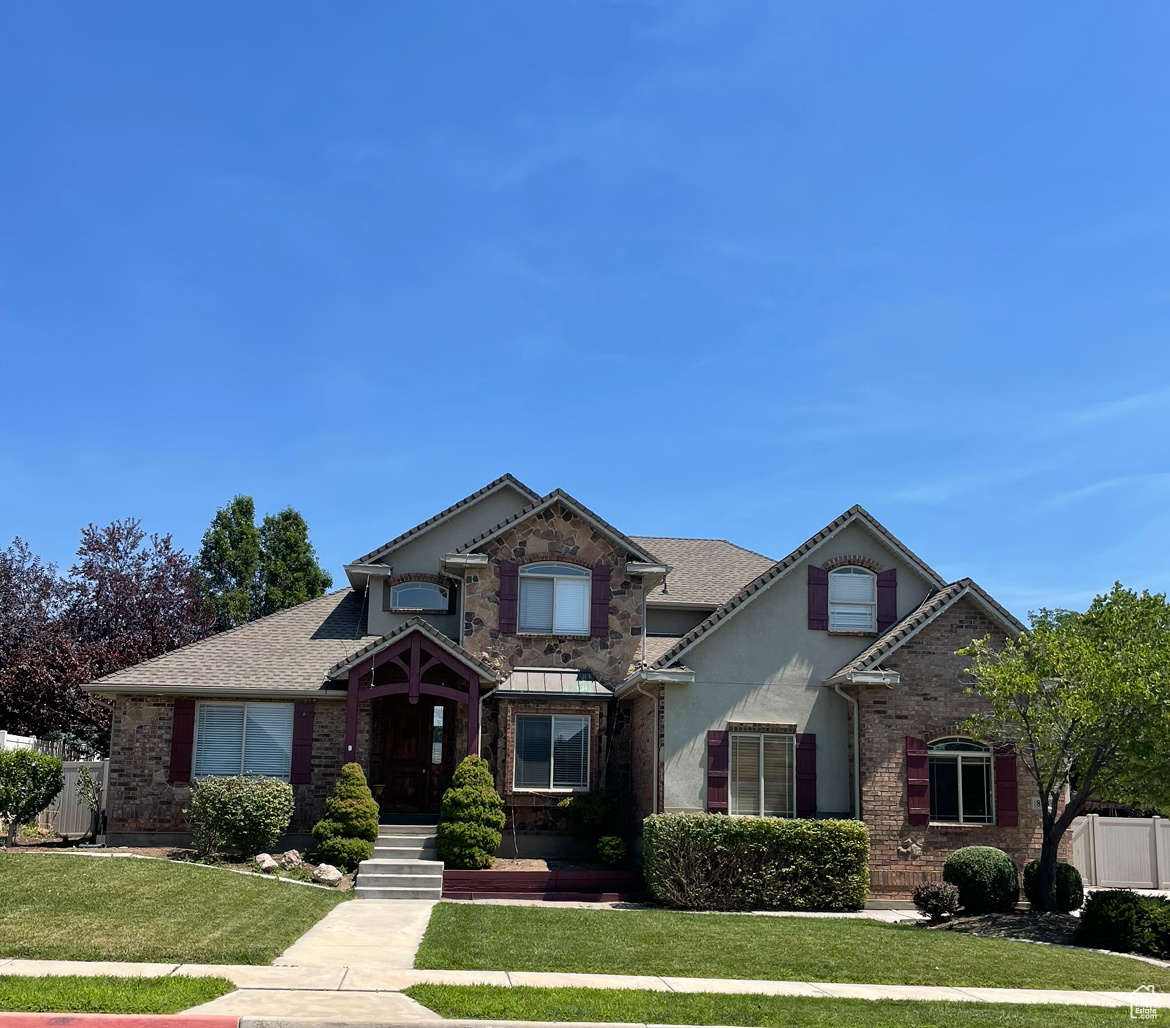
942,846,1019,915
1022,859,1083,912
642,813,869,911
186,776,294,857
1075,889,1170,959
436,755,505,869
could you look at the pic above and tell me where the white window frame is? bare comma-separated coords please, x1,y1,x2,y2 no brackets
927,737,995,825
828,566,877,632
192,701,294,782
390,581,449,612
729,732,796,818
512,713,591,792
517,563,591,637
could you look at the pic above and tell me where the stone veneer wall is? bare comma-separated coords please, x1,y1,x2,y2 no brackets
461,501,645,686
855,596,1060,896
106,693,368,840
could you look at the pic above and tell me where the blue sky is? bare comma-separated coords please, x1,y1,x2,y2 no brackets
3,2,1169,618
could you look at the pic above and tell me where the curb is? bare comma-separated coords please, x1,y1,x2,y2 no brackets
0,1018,238,1028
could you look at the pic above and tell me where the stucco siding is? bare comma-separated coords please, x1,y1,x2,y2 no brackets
661,521,935,816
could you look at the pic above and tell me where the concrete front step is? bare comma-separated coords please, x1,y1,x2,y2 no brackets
358,858,443,875
356,873,444,889
373,845,436,858
354,885,443,900
377,824,437,837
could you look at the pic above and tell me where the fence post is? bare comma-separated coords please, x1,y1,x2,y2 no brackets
1089,813,1100,887
1152,816,1162,890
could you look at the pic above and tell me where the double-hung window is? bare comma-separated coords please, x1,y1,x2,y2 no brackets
513,714,589,790
193,702,294,780
928,737,993,824
730,733,795,817
518,563,591,636
828,567,876,632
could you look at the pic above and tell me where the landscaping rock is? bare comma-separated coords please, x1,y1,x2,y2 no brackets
279,849,302,869
255,853,278,872
312,862,343,885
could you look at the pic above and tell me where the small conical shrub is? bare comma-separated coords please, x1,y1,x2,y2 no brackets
312,762,378,871
436,755,504,869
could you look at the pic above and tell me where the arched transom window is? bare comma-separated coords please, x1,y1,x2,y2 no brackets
828,566,876,632
389,581,449,612
518,562,591,635
928,737,993,824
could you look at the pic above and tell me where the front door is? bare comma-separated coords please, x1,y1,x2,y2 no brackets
379,694,455,815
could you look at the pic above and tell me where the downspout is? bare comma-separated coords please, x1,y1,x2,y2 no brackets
635,679,659,815
834,681,861,821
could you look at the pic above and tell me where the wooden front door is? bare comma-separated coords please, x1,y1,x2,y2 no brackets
379,694,455,815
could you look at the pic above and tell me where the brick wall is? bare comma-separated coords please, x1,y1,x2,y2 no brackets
855,596,1061,896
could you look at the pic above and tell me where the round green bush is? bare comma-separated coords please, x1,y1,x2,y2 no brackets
436,755,504,869
316,835,373,872
186,775,294,857
1075,889,1170,959
1022,859,1084,912
596,835,626,865
942,846,1019,914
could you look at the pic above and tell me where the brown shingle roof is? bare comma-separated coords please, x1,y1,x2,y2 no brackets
350,474,539,566
630,537,775,607
640,635,688,664
84,589,377,695
828,578,1026,682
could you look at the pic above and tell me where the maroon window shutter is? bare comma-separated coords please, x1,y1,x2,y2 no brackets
590,564,611,638
906,736,929,825
498,560,518,634
807,566,828,630
168,698,195,783
795,733,817,817
290,701,315,785
876,568,897,633
706,730,729,813
994,746,1019,827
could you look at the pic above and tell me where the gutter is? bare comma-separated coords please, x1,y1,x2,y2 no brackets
825,669,899,821
82,684,350,700
614,666,695,698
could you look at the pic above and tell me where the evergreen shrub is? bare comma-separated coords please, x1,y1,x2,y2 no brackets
942,846,1019,914
435,755,504,869
312,762,378,871
1022,859,1084,912
1075,889,1170,959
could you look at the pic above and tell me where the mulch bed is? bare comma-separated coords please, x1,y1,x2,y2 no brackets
490,858,616,871
932,911,1081,946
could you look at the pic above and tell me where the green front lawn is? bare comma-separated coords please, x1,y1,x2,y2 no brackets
0,853,345,964
0,975,234,1014
405,985,1135,1027
416,903,1170,991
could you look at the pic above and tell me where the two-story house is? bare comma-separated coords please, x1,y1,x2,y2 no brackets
85,475,1044,897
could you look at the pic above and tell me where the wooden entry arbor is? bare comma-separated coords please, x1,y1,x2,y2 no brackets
337,620,498,759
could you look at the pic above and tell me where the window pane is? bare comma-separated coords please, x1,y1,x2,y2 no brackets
194,704,245,777
730,735,761,816
552,716,589,788
961,758,993,823
391,583,446,609
243,704,293,779
519,577,554,633
553,578,591,635
763,735,795,817
929,756,960,822
829,603,874,631
515,716,552,789
829,569,875,602
520,563,590,577
929,738,989,753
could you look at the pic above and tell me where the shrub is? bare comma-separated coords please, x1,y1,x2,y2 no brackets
557,791,621,841
311,763,379,871
436,755,504,869
942,846,1019,915
596,835,626,866
642,813,869,911
0,750,64,848
1022,859,1084,912
186,776,294,857
913,880,960,923
1075,889,1170,959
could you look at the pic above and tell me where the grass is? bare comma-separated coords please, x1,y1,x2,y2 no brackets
0,975,235,1014
404,985,1139,1027
0,853,346,964
416,903,1170,991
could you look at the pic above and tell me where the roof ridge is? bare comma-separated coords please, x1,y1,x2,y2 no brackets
630,535,775,560
89,588,355,685
350,474,539,566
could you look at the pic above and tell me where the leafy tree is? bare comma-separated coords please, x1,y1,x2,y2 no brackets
257,507,332,617
198,495,261,630
960,584,1170,912
0,750,64,847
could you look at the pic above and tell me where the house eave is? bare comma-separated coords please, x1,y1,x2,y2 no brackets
615,666,696,698
83,683,350,700
824,670,901,687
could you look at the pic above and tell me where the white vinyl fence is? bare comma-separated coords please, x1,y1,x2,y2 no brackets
38,760,109,839
0,731,38,752
1071,814,1170,889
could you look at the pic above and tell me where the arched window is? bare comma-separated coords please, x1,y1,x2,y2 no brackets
828,566,876,632
389,581,449,612
518,562,591,635
928,737,993,824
